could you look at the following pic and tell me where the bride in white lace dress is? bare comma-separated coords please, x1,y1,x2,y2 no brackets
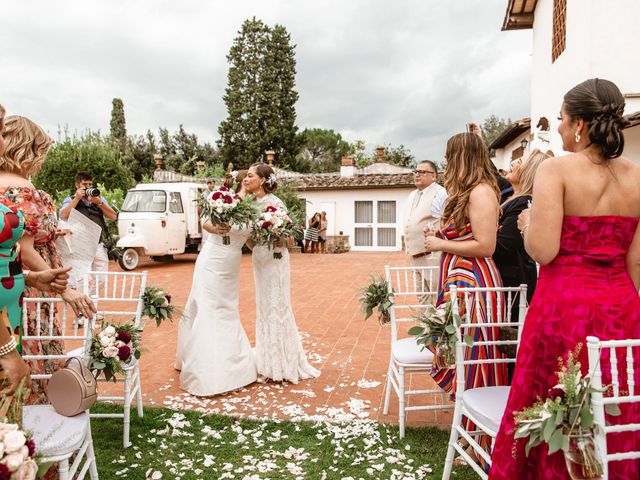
175,171,257,396
243,164,320,384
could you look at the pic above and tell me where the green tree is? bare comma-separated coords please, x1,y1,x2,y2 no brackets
381,144,415,168
109,98,127,151
33,131,134,198
296,128,351,173
218,18,300,169
480,114,512,149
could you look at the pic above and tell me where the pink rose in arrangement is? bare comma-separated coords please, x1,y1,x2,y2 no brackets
116,330,132,344
117,345,132,361
15,460,38,480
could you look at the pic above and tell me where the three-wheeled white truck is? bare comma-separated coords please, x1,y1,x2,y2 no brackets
116,182,205,270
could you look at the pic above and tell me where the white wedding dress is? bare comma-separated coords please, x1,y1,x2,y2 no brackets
252,194,320,384
175,227,257,396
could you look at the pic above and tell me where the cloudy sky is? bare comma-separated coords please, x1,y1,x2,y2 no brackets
1,1,532,162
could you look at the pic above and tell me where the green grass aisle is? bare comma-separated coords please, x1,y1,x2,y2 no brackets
91,404,476,479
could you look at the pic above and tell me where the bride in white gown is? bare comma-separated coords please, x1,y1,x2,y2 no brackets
175,171,257,396
243,163,320,384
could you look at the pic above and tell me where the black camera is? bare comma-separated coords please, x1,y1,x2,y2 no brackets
84,187,101,197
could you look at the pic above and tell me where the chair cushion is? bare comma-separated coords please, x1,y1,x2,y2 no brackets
392,338,434,365
461,386,510,433
23,405,89,458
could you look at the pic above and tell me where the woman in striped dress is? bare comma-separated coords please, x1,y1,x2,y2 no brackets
424,132,508,463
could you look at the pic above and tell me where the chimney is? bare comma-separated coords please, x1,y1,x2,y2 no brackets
375,146,385,162
340,156,356,178
265,150,275,166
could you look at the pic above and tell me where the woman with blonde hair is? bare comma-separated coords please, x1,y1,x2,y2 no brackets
493,149,551,304
0,115,95,403
424,132,507,465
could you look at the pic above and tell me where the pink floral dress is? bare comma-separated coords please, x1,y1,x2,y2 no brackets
0,186,65,404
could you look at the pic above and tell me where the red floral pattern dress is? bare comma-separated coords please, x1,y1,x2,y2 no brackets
489,216,640,479
0,186,65,404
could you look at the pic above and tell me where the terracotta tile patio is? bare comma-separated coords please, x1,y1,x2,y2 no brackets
126,251,453,429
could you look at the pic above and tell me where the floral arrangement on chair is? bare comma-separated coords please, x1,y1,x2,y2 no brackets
198,186,257,245
88,323,141,382
250,205,302,259
513,344,619,479
0,381,39,479
408,301,471,369
359,276,393,325
142,286,175,327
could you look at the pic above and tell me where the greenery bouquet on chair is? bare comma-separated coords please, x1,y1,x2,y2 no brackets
250,205,302,259
0,380,40,479
198,186,257,245
408,301,471,369
88,323,142,382
359,276,393,325
513,344,619,479
142,286,176,327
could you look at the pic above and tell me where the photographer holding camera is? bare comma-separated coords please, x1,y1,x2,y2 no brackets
59,171,117,280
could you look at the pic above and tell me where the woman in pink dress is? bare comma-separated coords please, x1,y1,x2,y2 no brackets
489,79,640,479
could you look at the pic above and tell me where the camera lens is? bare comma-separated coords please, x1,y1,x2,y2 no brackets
85,187,101,197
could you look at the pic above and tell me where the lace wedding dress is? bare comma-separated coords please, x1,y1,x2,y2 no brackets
252,194,320,384
175,227,257,396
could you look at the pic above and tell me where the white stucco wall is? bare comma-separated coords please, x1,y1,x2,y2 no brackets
299,187,414,251
492,133,531,172
529,0,640,160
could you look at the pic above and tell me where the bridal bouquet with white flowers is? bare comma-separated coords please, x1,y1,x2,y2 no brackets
198,186,257,245
0,381,39,480
88,323,141,381
250,205,302,259
0,423,38,480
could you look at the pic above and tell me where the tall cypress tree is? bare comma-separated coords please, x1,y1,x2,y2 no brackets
218,18,299,169
109,98,127,151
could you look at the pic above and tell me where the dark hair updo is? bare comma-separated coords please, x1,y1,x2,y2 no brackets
250,163,278,193
563,78,629,159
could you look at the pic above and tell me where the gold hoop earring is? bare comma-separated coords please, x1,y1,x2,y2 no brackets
575,132,581,143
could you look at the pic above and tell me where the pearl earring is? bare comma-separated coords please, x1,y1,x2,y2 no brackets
575,132,581,143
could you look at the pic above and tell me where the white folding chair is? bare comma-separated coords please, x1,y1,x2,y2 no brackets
21,297,99,480
587,335,640,479
82,270,148,448
382,265,452,438
442,285,528,480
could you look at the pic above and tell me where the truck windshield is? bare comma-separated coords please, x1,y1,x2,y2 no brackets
121,190,167,213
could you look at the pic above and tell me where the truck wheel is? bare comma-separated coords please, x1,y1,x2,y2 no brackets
118,248,139,271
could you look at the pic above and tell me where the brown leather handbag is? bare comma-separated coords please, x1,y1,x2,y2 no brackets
47,357,98,417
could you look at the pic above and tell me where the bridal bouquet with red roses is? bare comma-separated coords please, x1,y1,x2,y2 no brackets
198,186,257,245
250,205,302,259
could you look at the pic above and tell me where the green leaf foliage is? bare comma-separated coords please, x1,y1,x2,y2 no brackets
217,18,300,169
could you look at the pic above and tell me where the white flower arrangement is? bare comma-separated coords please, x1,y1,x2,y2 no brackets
0,423,38,479
89,322,141,381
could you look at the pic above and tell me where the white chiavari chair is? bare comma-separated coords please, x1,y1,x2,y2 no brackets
442,284,528,480
21,297,99,479
80,270,147,448
587,335,640,479
382,265,452,438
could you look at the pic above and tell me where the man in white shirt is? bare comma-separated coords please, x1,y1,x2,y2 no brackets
403,160,447,297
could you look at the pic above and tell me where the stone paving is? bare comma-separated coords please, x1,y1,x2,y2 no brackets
127,250,453,428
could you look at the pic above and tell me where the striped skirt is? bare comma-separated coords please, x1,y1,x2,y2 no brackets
304,227,319,242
